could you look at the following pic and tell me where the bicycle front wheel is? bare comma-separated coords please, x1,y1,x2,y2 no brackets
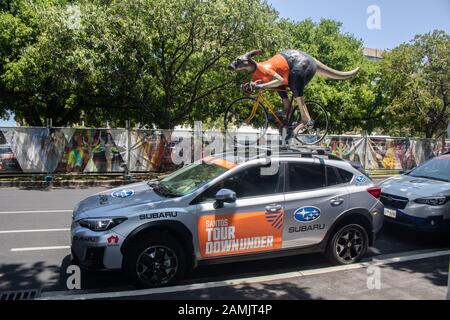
224,97,269,145
290,100,329,145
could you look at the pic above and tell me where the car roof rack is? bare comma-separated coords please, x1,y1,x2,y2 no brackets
276,146,344,161
223,144,344,162
279,145,330,155
235,145,343,160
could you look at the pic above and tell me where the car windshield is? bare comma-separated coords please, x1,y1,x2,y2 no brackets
408,155,450,182
153,158,235,197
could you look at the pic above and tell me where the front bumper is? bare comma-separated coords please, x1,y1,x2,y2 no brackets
71,222,124,271
384,208,450,232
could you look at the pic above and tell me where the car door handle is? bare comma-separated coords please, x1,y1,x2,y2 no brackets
265,204,283,212
330,198,344,206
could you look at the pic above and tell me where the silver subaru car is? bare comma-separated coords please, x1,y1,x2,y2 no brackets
71,148,383,287
378,152,450,232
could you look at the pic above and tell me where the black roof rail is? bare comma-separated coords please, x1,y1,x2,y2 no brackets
225,144,345,161
278,145,331,155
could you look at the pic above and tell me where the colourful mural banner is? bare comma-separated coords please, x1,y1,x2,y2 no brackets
0,127,449,173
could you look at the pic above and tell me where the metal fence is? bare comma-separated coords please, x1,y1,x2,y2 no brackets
0,126,449,174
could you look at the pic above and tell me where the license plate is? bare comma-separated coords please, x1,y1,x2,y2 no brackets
384,208,397,219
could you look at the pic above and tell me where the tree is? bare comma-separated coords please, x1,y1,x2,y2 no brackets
379,30,449,138
0,0,283,127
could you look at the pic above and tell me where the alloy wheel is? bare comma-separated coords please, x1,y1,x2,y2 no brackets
135,245,178,286
335,227,364,262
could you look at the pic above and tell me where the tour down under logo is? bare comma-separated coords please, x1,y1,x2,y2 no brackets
265,209,284,229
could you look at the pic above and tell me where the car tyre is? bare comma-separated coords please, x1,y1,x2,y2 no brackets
123,232,186,288
326,224,368,265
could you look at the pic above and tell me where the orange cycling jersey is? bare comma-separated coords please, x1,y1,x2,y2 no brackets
251,54,290,85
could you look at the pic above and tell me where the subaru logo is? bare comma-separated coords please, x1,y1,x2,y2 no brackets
294,206,321,223
355,175,366,183
111,189,134,198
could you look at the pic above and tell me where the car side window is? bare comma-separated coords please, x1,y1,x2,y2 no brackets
326,166,340,186
287,162,326,191
337,168,354,183
199,164,283,202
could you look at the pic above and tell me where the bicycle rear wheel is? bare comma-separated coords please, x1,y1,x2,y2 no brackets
224,97,269,145
290,100,329,145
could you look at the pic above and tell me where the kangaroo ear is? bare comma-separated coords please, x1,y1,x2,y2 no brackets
244,49,263,59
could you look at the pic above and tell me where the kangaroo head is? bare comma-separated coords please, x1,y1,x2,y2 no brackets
228,49,262,72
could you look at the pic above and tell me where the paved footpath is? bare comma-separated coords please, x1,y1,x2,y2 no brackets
139,256,450,300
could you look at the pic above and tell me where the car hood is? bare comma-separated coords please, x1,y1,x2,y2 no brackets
378,174,450,199
73,181,174,220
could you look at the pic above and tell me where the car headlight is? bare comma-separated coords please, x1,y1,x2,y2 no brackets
79,217,127,231
414,197,448,206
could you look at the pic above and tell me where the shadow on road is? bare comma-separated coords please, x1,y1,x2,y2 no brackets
382,255,449,289
139,281,321,300
0,261,60,291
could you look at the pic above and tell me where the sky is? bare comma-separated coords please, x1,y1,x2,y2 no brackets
1,0,449,126
268,0,450,50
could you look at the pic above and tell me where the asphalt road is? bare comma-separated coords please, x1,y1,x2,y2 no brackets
0,186,449,299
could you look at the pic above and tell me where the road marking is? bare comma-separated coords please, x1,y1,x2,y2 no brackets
0,209,72,215
10,246,70,252
0,228,69,234
39,248,450,300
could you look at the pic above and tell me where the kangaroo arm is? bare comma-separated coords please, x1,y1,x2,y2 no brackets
257,74,284,88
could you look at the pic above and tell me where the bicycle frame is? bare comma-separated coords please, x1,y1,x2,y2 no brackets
228,88,329,145
247,90,295,128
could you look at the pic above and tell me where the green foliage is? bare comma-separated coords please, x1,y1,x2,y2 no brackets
379,30,449,138
0,0,282,127
0,1,446,138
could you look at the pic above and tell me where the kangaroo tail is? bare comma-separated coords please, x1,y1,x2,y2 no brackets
314,59,359,80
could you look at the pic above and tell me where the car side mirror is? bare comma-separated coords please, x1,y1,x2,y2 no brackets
214,188,236,209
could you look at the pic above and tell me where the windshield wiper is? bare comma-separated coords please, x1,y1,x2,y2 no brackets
147,181,179,197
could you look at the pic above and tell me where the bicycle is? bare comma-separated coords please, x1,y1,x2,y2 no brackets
224,84,329,145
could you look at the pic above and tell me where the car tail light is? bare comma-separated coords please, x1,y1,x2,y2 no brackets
367,187,381,199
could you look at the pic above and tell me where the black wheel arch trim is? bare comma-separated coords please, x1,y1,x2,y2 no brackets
120,220,196,269
324,207,374,246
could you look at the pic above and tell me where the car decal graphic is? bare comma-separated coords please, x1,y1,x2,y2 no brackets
198,212,283,258
265,210,284,229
